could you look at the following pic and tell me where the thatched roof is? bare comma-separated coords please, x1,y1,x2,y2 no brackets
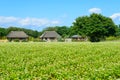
7,31,28,38
40,31,61,38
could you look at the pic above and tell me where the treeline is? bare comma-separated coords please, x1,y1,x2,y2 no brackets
0,25,120,41
1,13,120,42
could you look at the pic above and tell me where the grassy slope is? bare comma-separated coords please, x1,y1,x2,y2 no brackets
0,42,120,80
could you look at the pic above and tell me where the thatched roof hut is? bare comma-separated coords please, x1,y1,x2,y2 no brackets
40,31,61,42
7,31,28,41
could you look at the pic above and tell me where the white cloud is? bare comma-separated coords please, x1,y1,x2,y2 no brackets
18,18,49,26
0,16,60,27
51,21,60,24
0,16,18,23
89,8,102,14
110,13,120,20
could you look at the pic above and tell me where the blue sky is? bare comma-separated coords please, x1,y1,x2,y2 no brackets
0,0,120,31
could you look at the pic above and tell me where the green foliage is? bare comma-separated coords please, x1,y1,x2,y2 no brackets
116,24,120,36
56,26,70,38
72,13,117,42
32,38,40,42
28,37,40,42
0,42,120,79
13,39,20,42
0,27,7,39
106,36,120,41
43,27,57,31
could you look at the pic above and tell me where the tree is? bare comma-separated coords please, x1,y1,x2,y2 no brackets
56,26,70,38
43,27,57,31
72,13,117,42
70,16,90,36
0,27,7,39
116,24,120,36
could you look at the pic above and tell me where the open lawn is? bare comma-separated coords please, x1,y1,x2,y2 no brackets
0,42,120,80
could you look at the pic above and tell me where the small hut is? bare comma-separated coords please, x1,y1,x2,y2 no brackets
71,35,87,41
40,31,61,42
7,31,28,42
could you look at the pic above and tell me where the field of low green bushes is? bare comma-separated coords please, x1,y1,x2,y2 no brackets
0,42,120,80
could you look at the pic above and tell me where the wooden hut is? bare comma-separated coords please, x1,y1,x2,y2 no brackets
71,35,87,41
40,31,61,42
7,31,28,42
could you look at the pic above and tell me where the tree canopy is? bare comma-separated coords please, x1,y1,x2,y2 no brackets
72,13,117,42
0,27,7,39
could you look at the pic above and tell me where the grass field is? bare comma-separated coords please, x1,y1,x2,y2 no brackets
0,42,120,80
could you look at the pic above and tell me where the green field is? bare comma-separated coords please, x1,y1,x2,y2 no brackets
0,42,120,80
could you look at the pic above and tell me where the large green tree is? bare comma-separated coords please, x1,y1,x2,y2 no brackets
72,13,117,42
